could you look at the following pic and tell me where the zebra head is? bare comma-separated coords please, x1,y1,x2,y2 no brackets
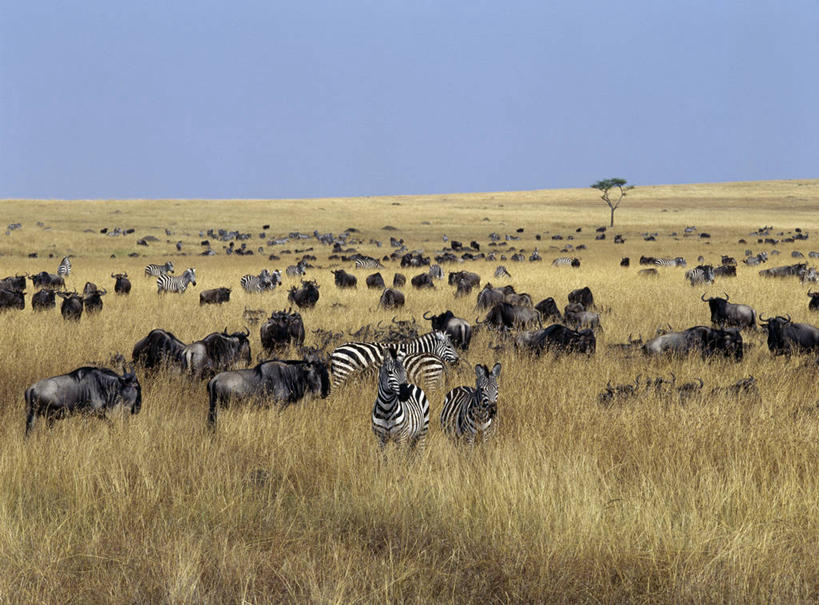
166,261,175,273
184,268,196,285
474,362,501,422
271,269,282,285
380,347,407,393
432,331,459,365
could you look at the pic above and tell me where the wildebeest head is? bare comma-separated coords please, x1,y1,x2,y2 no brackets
534,297,561,321
56,291,83,320
568,286,594,310
1,274,27,291
305,360,331,399
83,285,107,313
119,365,142,414
111,272,131,294
0,285,25,310
808,290,819,311
424,310,455,332
379,287,405,309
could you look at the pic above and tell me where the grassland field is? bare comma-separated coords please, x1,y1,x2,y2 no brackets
0,180,817,603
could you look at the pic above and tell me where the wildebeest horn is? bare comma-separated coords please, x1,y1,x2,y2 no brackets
669,372,676,385
785,314,791,322
723,292,729,301
243,326,250,336
809,290,817,297
392,316,399,324
701,293,708,302
111,273,116,278
423,311,432,320
98,288,107,295
697,378,704,388
758,313,769,323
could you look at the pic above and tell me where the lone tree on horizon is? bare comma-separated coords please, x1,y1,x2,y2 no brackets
591,178,634,227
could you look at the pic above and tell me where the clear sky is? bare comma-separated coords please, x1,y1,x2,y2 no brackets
1,0,816,199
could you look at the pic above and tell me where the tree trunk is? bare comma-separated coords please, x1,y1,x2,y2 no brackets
610,207,615,227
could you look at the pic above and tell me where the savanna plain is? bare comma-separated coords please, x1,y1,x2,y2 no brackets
0,180,818,603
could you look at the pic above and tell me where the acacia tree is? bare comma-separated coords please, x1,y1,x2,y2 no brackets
591,178,634,227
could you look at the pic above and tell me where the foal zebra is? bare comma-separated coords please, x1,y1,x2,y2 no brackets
145,261,175,277
156,268,196,293
441,363,501,443
351,254,383,269
654,257,686,267
57,256,71,277
372,348,429,451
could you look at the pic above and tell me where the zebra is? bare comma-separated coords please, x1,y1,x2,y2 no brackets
654,257,687,267
57,256,71,277
552,257,580,267
145,261,175,277
684,265,715,286
330,331,458,388
351,254,383,269
441,363,501,444
240,269,281,293
494,265,511,278
285,260,307,278
156,268,196,293
372,348,429,452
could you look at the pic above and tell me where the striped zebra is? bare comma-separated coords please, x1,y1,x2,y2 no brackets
441,363,501,444
57,256,71,277
372,348,429,452
552,257,580,267
654,257,686,267
145,261,175,277
351,254,383,269
156,268,196,293
240,269,281,293
684,265,715,286
330,331,458,388
285,261,307,278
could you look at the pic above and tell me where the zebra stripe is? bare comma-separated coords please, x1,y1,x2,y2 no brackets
351,254,383,269
552,257,579,266
57,256,71,276
397,331,459,363
145,261,175,277
654,257,686,267
441,363,501,443
685,265,715,286
157,268,196,293
330,342,449,390
240,269,280,293
372,349,429,451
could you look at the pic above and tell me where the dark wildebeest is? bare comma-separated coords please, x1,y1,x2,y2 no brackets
535,298,562,322
411,272,435,289
57,291,83,320
454,279,474,298
332,269,357,289
714,265,737,278
82,284,107,314
260,309,305,353
25,365,142,435
0,286,25,311
366,272,385,290
568,286,594,310
643,326,743,361
620,257,630,267
701,293,756,330
759,263,806,278
516,325,596,355
0,275,27,291
448,271,480,289
476,283,506,310
423,310,472,350
31,288,56,311
199,287,231,305
563,302,601,331
379,288,405,309
207,358,331,426
479,302,540,331
111,272,131,294
759,314,819,356
183,328,253,379
30,271,65,290
392,273,406,288
288,280,320,309
721,255,737,266
132,328,187,371
808,290,819,312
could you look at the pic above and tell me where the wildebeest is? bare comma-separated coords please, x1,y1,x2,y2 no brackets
808,290,819,312
82,284,107,314
183,329,253,379
721,255,737,266
479,302,541,330
516,324,596,355
638,268,659,277
25,365,142,435
423,310,472,350
29,271,65,290
31,288,56,311
620,257,630,267
207,358,331,426
199,287,231,305
0,285,25,311
643,326,743,360
379,288,405,309
563,302,601,331
714,265,737,278
56,291,83,320
0,275,27,291
111,272,131,294
132,328,186,371
759,314,819,356
568,286,594,310
701,293,756,330
260,309,306,353
332,269,357,289
392,273,406,288
288,280,320,309
411,272,435,289
448,271,480,289
759,263,806,278
454,279,474,298
366,272,385,289
533,297,560,321
476,283,506,310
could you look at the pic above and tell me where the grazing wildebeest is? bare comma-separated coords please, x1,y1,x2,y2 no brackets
183,328,252,379
423,310,472,350
759,314,819,356
620,257,630,267
714,265,737,278
25,365,141,435
260,309,305,353
516,324,596,355
411,272,435,289
392,273,406,288
379,288,405,309
534,297,561,321
701,293,756,330
454,279,474,298
288,280,320,309
82,285,107,314
199,287,231,305
132,328,187,371
332,269,357,289
366,272,385,289
0,275,27,291
643,326,743,360
29,271,65,290
721,255,737,266
476,283,507,310
759,263,806,278
207,358,331,426
563,302,601,331
479,302,540,331
56,291,83,320
31,288,56,311
808,290,819,312
568,286,594,310
111,273,131,295
0,285,25,311
448,271,480,289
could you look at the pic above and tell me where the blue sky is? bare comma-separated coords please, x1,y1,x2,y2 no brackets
1,0,816,198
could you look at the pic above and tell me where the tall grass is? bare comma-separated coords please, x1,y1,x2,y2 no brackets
0,180,817,602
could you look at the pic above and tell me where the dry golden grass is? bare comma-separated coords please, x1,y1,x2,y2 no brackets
0,180,818,603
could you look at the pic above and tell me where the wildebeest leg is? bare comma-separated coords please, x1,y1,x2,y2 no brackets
25,408,35,436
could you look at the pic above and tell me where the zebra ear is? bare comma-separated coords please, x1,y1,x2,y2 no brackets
491,363,501,379
475,364,487,379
